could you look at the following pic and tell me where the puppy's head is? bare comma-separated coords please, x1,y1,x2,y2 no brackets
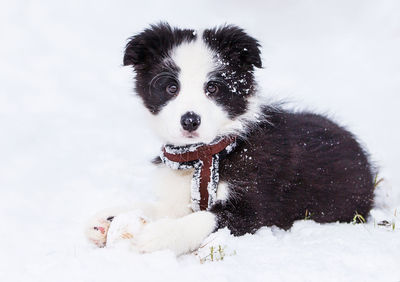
124,23,262,145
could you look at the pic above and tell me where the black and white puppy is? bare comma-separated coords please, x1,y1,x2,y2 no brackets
86,23,374,255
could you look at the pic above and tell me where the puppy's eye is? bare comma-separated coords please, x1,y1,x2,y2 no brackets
166,84,178,95
206,83,218,95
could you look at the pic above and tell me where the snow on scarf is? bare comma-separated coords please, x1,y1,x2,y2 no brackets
160,136,237,212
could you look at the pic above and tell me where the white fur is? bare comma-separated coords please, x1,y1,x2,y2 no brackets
133,211,216,255
149,166,231,218
85,206,137,247
151,166,193,219
217,181,230,201
106,210,147,247
220,93,268,137
85,166,229,253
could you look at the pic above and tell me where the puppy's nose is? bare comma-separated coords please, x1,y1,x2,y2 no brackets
180,111,201,132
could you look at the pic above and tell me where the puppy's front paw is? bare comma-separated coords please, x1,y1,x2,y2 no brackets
85,213,115,247
85,206,139,247
106,210,148,247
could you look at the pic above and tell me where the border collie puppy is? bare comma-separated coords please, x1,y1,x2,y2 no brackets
86,23,374,255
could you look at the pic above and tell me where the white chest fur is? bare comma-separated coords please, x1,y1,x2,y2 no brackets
152,165,230,219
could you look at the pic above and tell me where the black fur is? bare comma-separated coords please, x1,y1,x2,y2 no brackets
203,25,262,69
202,25,262,118
211,107,374,233
123,23,196,114
123,23,196,70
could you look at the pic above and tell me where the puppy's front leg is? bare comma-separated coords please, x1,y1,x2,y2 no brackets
134,211,216,255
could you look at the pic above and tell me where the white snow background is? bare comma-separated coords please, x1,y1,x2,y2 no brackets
1,1,399,281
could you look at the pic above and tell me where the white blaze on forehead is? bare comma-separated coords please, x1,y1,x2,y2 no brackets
169,37,217,101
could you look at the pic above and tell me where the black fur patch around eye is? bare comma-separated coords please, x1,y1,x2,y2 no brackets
206,71,256,118
203,25,262,118
123,23,196,114
145,70,180,113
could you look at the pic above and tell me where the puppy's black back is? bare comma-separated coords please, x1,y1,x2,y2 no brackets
213,108,374,233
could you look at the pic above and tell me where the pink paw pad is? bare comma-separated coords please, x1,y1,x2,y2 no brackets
93,226,106,234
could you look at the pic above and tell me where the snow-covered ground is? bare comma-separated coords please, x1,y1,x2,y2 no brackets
1,1,399,281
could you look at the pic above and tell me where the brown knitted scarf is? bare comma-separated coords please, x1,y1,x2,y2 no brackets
161,136,237,211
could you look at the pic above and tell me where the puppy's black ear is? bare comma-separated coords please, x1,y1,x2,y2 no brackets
123,23,195,70
123,23,173,69
203,25,262,69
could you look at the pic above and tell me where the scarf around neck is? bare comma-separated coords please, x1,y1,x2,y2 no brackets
160,136,237,212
